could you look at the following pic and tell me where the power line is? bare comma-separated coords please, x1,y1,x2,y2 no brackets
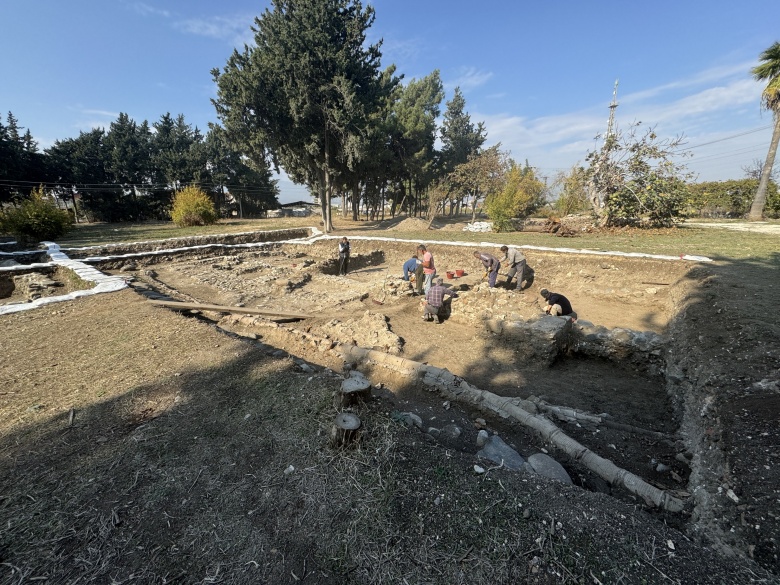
677,125,773,151
0,178,284,195
689,145,768,164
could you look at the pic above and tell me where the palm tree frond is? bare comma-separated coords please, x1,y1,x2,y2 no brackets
751,41,780,82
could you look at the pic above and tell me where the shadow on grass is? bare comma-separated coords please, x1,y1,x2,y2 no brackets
0,344,345,583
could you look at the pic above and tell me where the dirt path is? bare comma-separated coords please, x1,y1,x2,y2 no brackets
686,221,780,234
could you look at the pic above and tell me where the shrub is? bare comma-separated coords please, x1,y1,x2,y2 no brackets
484,162,546,231
171,186,217,227
0,186,72,243
686,179,780,218
605,174,689,227
586,123,694,227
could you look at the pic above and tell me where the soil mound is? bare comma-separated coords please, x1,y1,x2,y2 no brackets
438,221,468,231
385,217,431,231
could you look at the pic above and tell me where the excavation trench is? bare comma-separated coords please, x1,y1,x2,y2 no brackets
79,236,708,518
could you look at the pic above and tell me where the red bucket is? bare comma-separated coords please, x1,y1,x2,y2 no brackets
446,271,455,279
455,269,465,277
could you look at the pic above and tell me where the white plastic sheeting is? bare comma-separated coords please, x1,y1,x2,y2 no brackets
0,243,127,315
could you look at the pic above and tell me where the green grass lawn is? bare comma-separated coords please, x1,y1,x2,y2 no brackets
55,218,310,248
56,216,779,264
346,225,779,264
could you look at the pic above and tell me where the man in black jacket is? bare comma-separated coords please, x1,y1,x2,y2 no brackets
338,237,350,275
540,288,576,320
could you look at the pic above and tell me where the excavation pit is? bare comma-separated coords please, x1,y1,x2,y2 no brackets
89,236,698,506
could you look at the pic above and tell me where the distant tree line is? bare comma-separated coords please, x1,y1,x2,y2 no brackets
0,111,280,222
3,0,777,231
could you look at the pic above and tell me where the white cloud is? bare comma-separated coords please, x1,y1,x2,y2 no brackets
174,15,255,47
126,2,170,18
80,109,121,118
620,61,753,105
377,36,423,66
476,68,770,181
445,67,493,92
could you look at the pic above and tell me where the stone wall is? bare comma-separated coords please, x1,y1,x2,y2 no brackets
448,282,665,372
0,251,50,265
64,227,312,259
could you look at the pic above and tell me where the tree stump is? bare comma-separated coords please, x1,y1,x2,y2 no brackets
335,376,372,408
330,413,362,448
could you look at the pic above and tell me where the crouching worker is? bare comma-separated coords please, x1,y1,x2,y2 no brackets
402,254,420,281
423,278,458,324
540,288,577,320
473,251,500,288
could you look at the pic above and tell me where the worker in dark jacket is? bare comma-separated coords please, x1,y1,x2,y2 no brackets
473,251,501,288
540,288,577,320
338,237,350,275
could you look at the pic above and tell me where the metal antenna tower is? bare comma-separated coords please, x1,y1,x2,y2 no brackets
605,79,619,141
588,80,620,215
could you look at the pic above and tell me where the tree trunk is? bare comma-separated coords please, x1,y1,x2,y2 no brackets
408,177,414,216
71,193,79,223
318,182,330,233
336,376,372,408
320,136,334,233
352,182,360,221
326,182,333,231
330,412,362,448
336,345,686,513
748,113,780,221
396,182,407,217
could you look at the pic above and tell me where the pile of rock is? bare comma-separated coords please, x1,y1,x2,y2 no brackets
12,272,62,301
319,310,403,354
463,221,493,232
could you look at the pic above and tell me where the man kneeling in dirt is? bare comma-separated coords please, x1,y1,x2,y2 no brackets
540,288,577,320
423,278,458,324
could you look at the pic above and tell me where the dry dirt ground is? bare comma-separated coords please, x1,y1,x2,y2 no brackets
0,226,778,584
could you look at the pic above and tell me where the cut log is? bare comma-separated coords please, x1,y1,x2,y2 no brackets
330,413,362,448
336,343,686,513
335,377,372,408
148,300,309,320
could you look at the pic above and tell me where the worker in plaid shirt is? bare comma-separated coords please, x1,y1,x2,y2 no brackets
422,278,458,324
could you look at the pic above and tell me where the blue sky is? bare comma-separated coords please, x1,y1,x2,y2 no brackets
2,0,778,203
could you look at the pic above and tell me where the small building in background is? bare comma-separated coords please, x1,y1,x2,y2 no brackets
278,200,319,217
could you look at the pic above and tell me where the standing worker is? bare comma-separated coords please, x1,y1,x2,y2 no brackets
540,288,577,320
338,236,350,276
473,251,501,288
417,244,436,294
499,245,527,291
